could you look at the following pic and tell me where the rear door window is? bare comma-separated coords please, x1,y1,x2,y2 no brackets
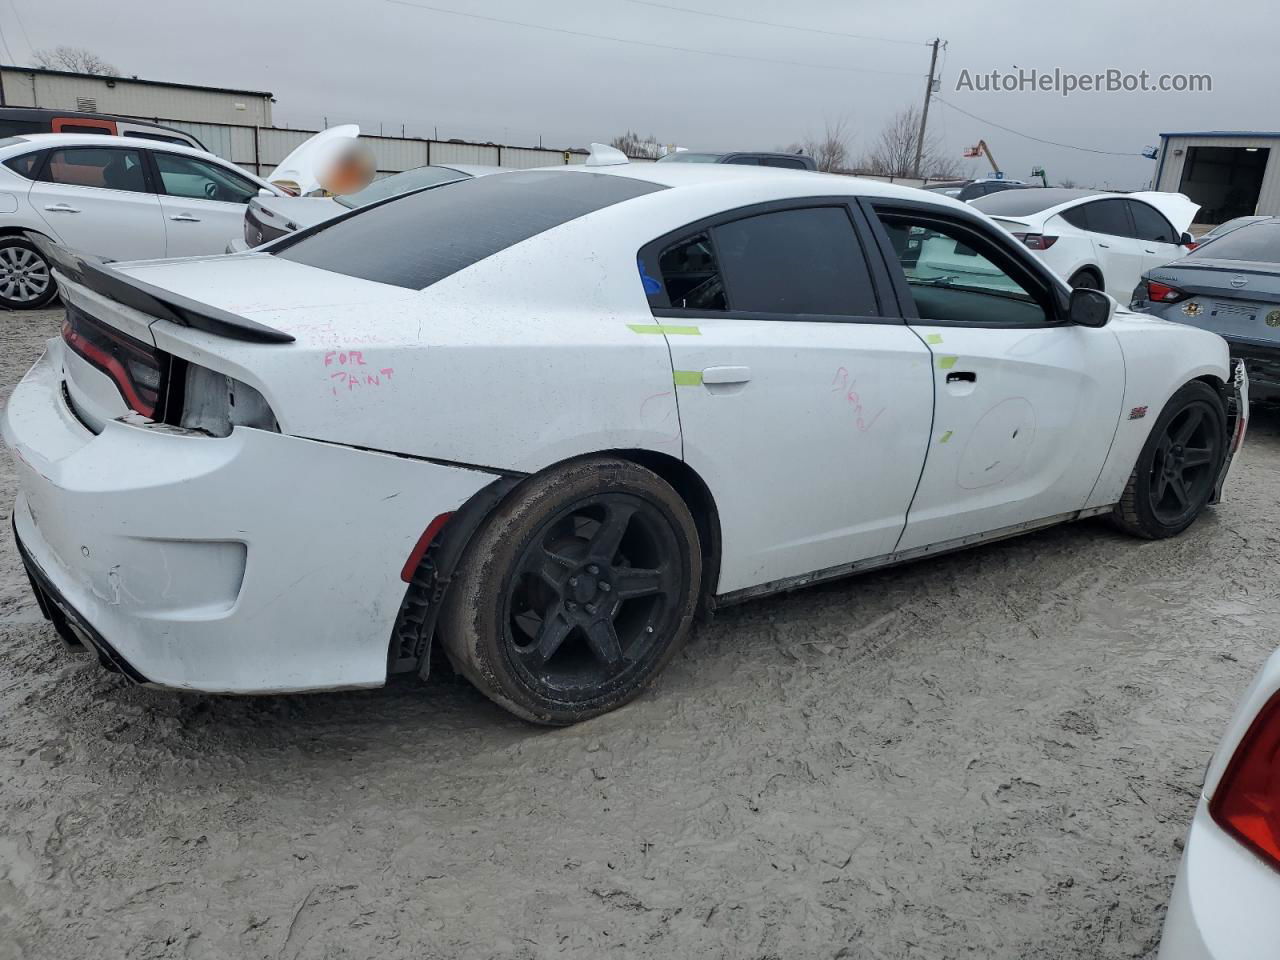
1080,199,1133,237
1128,201,1178,243
276,170,664,289
42,147,148,193
649,205,879,318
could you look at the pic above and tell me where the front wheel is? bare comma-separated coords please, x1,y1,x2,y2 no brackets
1112,381,1226,539
439,457,702,725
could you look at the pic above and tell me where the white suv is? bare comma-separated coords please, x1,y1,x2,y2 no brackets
0,133,282,309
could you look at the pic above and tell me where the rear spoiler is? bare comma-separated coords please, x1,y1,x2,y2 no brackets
30,235,295,345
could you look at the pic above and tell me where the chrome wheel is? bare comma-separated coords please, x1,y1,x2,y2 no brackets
0,243,52,304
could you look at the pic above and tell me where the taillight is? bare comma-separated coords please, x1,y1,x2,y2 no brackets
62,306,165,418
1011,232,1058,250
1210,689,1280,871
1147,280,1189,304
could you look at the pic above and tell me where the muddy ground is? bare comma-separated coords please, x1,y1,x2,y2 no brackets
1,307,1277,960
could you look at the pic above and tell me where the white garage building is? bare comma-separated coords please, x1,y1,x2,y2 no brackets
1154,131,1280,226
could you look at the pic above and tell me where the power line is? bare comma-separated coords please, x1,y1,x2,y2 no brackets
932,97,1145,157
384,0,921,77
622,0,925,47
8,0,31,58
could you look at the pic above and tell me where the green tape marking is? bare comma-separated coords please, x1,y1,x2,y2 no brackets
925,333,944,345
673,370,703,386
937,355,958,370
939,430,953,444
628,323,701,336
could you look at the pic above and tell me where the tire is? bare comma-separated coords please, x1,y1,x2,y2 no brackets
1068,268,1102,291
1112,381,1226,539
0,236,57,310
439,457,702,725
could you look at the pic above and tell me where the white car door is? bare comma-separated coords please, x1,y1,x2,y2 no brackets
1076,198,1149,301
638,202,935,596
867,204,1125,552
29,144,167,261
149,151,263,258
1129,198,1188,272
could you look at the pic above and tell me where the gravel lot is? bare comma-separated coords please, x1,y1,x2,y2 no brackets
1,306,1277,959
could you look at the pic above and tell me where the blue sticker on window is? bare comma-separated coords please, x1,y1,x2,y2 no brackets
637,257,662,295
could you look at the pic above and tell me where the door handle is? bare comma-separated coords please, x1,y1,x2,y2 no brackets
44,203,80,213
945,371,976,383
701,365,751,385
1144,248,1157,254
169,214,201,222
1097,242,1111,249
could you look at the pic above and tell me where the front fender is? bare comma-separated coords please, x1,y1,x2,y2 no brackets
1085,311,1232,509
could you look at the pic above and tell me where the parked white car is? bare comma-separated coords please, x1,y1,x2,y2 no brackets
1159,648,1280,959
5,157,1247,725
969,188,1201,302
0,133,285,309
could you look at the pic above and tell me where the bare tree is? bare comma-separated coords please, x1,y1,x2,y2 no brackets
31,46,121,77
785,117,852,173
858,105,961,179
610,131,665,160
1057,177,1079,188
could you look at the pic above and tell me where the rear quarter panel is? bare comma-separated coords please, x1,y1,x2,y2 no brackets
1084,311,1230,508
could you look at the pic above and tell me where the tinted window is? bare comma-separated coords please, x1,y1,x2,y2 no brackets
712,206,878,316
58,123,112,136
154,153,258,204
1187,220,1280,263
0,120,43,138
722,156,760,165
658,234,726,310
654,152,723,163
277,170,663,289
761,157,808,170
127,132,193,146
878,214,1048,327
44,147,147,193
3,150,42,179
1060,205,1090,229
335,165,469,209
1129,201,1177,244
1082,199,1132,237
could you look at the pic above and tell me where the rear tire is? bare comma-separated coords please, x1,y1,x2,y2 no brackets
439,457,701,725
1111,381,1226,539
0,237,57,310
1068,268,1102,291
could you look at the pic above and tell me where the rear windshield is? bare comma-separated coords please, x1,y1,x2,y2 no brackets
335,165,469,209
275,170,663,289
970,188,1096,216
1188,220,1280,262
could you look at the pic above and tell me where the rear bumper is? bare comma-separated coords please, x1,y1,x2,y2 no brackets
1159,801,1280,960
1222,337,1280,401
4,341,494,693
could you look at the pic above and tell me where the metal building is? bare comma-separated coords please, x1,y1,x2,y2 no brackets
0,65,273,126
1154,131,1280,225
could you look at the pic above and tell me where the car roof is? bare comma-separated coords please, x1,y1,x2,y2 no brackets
551,160,959,205
0,131,225,160
971,187,1109,215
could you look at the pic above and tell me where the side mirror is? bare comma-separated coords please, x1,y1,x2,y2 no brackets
1179,231,1195,246
1069,286,1115,328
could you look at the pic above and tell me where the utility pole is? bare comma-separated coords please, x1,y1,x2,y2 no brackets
913,38,941,181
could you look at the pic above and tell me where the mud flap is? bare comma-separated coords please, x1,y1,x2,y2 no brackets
1211,359,1249,505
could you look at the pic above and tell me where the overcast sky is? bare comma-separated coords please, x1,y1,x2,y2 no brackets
4,0,1269,188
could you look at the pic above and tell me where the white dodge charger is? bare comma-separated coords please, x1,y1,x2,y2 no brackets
4,154,1248,724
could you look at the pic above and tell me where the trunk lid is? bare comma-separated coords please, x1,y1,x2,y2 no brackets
1147,260,1280,344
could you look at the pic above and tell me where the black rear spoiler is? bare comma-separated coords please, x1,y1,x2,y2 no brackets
30,235,295,345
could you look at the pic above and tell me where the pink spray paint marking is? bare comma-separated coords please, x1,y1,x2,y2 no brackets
325,350,394,396
832,367,886,433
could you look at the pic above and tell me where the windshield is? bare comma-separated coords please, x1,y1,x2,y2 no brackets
655,152,723,163
1187,219,1280,263
335,165,471,208
276,170,664,289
